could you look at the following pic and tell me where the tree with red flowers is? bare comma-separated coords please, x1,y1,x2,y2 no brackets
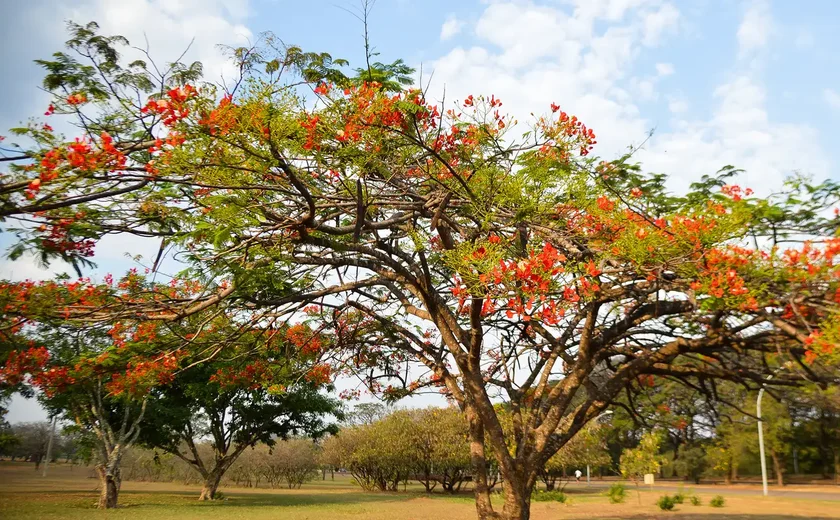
3,23,840,520
138,320,342,501
0,273,341,506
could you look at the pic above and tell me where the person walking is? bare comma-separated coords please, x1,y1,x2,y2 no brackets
574,469,582,482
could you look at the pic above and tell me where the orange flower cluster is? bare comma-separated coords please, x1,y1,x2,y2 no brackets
198,94,236,136
106,352,180,396
28,132,127,199
285,323,324,355
141,85,197,126
305,363,332,385
210,360,270,391
0,347,50,386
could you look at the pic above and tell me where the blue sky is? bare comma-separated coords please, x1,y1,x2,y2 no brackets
2,0,839,421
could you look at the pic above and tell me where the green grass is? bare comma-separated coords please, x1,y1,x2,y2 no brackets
3,462,840,520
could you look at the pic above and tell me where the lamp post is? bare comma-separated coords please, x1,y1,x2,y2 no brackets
587,410,614,486
42,415,56,478
757,372,779,497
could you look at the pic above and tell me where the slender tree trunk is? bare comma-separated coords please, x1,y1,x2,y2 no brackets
466,408,498,520
834,451,839,485
199,467,225,500
724,456,733,485
770,449,785,487
95,463,121,509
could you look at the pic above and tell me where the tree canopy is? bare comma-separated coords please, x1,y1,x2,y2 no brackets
2,21,840,520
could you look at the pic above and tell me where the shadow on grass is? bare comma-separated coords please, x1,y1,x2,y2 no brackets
614,510,837,520
12,487,423,509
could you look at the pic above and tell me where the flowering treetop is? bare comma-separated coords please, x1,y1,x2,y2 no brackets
2,22,839,520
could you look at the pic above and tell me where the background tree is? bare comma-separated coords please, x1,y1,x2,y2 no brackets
7,421,51,467
264,438,320,488
541,422,610,490
619,431,664,503
136,318,342,500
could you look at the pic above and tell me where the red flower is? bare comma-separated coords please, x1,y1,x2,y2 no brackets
66,93,87,105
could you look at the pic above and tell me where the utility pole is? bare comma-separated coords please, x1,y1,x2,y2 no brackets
42,416,57,478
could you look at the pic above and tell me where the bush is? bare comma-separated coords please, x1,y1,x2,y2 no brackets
689,495,702,506
710,495,725,507
672,492,685,504
606,482,628,504
532,490,567,503
657,495,676,511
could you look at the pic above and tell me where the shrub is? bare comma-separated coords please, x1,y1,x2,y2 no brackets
673,492,685,504
710,495,725,507
690,495,702,506
532,490,567,503
606,482,628,504
657,495,676,511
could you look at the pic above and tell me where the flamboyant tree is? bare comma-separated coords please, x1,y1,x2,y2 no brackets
0,274,198,508
2,22,840,520
0,274,337,506
139,320,341,500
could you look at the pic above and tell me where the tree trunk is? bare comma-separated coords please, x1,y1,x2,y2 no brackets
834,451,839,485
724,456,733,485
770,449,785,487
500,478,533,520
466,408,498,520
199,468,225,500
95,464,121,509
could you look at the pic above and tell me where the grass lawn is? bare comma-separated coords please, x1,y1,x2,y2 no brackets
1,462,839,520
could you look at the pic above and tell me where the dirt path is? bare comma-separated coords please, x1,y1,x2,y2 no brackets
566,481,840,501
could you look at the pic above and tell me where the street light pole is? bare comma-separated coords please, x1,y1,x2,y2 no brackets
587,410,614,486
42,415,56,478
757,374,775,497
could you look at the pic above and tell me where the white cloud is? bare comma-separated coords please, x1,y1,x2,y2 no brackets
641,2,680,46
66,0,253,86
667,97,688,114
639,76,829,194
0,0,252,136
824,88,840,110
737,0,772,57
440,14,465,41
655,62,674,76
427,0,829,197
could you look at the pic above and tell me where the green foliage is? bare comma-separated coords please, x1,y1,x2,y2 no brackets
264,438,320,489
690,495,702,506
674,443,708,484
710,495,726,507
620,432,664,482
532,489,567,503
672,492,685,504
606,482,628,504
656,495,676,511
324,407,469,493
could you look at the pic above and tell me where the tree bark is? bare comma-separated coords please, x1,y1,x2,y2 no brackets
95,464,120,509
499,474,534,520
199,467,225,500
770,449,785,487
466,407,499,520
